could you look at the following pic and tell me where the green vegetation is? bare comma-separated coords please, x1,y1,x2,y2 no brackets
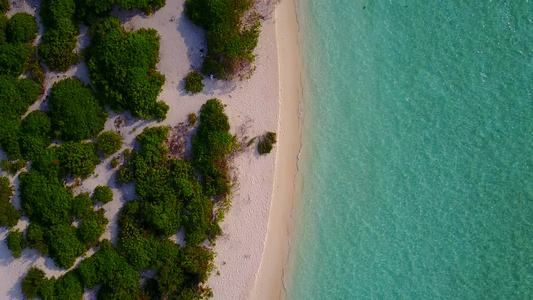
21,267,46,299
22,267,83,300
60,141,100,178
49,78,108,142
0,41,33,77
92,185,113,204
0,159,27,175
87,17,167,119
39,0,78,71
188,113,198,126
0,0,8,14
258,131,276,155
20,110,52,160
6,228,26,258
7,12,37,43
192,99,236,196
0,176,21,228
77,208,108,246
185,0,260,78
185,71,204,93
0,15,7,43
77,0,166,25
97,131,123,157
111,156,119,168
26,222,49,254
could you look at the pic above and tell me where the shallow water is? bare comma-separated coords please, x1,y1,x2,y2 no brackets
287,0,533,299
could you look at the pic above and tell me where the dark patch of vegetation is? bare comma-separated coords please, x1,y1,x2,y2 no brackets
60,141,100,178
111,156,119,168
0,159,27,175
20,110,52,160
22,267,84,300
77,208,108,246
26,222,49,254
0,15,7,43
72,193,93,219
87,17,167,119
47,223,87,269
0,176,21,228
185,0,260,78
48,78,108,142
0,0,8,14
77,0,166,25
184,71,204,94
92,185,113,204
21,267,46,299
258,131,276,155
192,99,235,196
7,12,37,43
97,131,123,157
6,228,26,258
39,0,78,71
0,42,33,77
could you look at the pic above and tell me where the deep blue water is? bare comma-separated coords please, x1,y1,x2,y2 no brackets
287,1,533,299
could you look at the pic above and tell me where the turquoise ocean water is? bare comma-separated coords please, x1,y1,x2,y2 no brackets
286,1,533,299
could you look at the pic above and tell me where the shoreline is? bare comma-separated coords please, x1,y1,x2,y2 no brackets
251,0,302,298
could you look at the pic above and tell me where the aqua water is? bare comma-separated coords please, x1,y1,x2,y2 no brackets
287,0,533,299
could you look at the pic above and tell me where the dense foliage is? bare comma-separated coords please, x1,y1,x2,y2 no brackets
0,15,7,43
22,267,84,300
21,267,46,299
258,131,276,155
0,159,27,175
77,0,166,25
185,71,204,94
0,75,41,159
92,185,113,204
0,42,32,77
0,0,7,13
6,228,26,258
20,110,52,160
97,131,123,157
192,99,235,196
0,176,21,228
6,12,37,43
48,78,108,142
185,0,260,78
87,17,167,119
60,141,100,177
39,0,78,71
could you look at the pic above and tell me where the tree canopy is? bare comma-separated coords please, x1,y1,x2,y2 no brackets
48,78,108,142
97,131,123,157
87,17,167,120
6,12,37,43
0,176,20,228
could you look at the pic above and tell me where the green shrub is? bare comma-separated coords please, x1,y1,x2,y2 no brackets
0,159,27,175
0,15,7,43
77,208,108,245
258,131,276,155
49,78,108,142
97,131,123,157
0,176,21,228
20,110,52,160
6,229,26,258
46,223,86,269
71,193,93,219
0,42,33,77
185,0,260,78
184,71,204,93
7,13,37,43
111,157,119,168
77,0,166,25
192,99,235,196
188,113,198,126
60,141,100,177
54,271,84,300
0,0,7,13
26,222,49,254
87,17,166,119
21,267,46,299
39,0,78,71
92,185,113,204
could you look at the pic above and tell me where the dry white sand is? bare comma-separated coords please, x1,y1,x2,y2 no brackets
0,0,301,299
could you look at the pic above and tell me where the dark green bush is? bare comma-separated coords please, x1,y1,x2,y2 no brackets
0,0,8,13
192,99,235,196
0,176,21,228
188,113,198,126
49,78,108,142
60,142,100,177
7,13,37,43
97,131,123,157
0,159,27,175
110,157,119,168
185,0,260,78
71,193,93,219
77,0,166,25
92,185,113,204
46,223,86,269
258,131,276,155
6,228,26,258
0,15,7,44
20,110,52,160
26,222,49,254
53,271,84,300
21,267,46,299
77,208,108,245
0,42,33,77
87,17,166,119
39,0,78,71
184,71,204,93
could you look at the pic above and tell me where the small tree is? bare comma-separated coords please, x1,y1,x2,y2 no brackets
6,229,26,258
92,185,113,204
7,12,37,43
185,71,204,94
258,132,277,155
188,113,198,126
21,267,46,299
97,131,123,157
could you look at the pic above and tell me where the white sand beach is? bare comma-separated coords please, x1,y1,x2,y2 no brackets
0,0,301,299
